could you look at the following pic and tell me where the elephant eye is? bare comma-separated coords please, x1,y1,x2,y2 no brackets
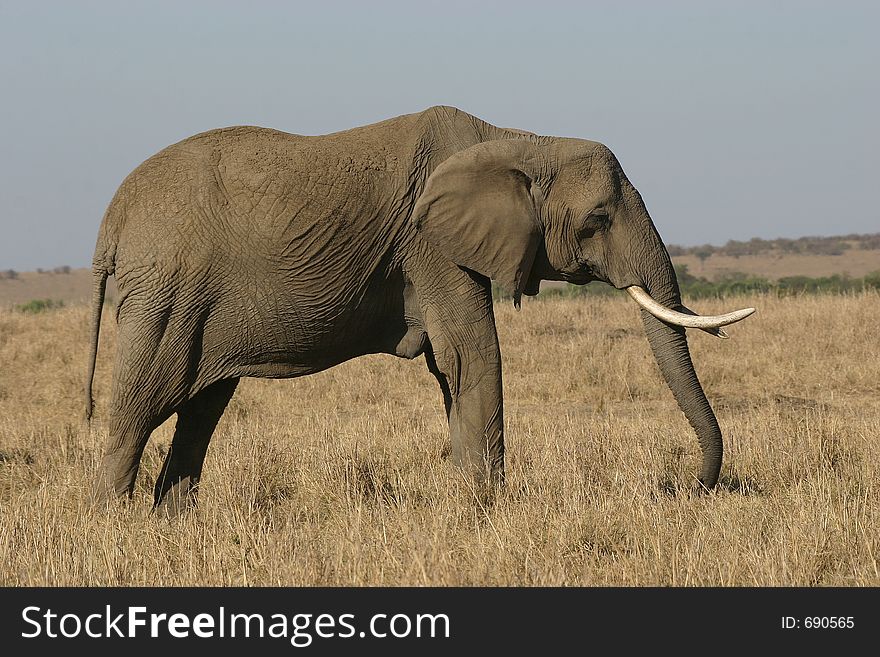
578,209,610,238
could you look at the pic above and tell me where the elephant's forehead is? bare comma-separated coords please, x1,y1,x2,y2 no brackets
552,149,621,210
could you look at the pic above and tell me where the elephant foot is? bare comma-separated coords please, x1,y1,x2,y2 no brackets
153,477,199,519
694,478,717,495
90,483,127,511
91,459,138,510
456,463,504,509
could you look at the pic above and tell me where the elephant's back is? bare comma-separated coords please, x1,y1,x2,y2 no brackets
105,120,410,295
110,126,320,245
101,108,482,288
110,107,480,232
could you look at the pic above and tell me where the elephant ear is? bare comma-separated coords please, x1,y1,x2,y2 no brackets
411,140,543,307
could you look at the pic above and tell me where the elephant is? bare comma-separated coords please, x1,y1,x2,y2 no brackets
84,105,754,515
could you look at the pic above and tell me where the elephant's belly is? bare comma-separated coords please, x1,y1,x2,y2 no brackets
214,310,422,381
220,318,428,382
206,268,424,380
234,359,355,379
221,326,384,378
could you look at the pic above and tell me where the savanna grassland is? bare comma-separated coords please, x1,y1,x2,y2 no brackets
0,292,878,586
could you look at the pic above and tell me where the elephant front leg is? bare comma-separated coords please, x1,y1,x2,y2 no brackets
450,369,505,488
425,324,505,491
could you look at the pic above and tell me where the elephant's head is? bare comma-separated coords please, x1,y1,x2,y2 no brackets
412,137,755,488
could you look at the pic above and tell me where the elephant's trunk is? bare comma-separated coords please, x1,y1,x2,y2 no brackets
630,229,723,488
641,310,722,487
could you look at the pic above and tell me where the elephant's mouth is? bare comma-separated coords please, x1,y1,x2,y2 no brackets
565,273,594,285
523,271,543,296
625,286,755,339
561,262,598,285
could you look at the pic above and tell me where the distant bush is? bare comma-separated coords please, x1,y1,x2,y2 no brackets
775,275,857,295
693,245,715,263
774,236,846,256
671,265,880,299
15,299,65,313
52,265,71,275
491,282,512,302
858,234,880,250
720,240,751,258
492,281,620,303
1,269,18,280
540,282,620,299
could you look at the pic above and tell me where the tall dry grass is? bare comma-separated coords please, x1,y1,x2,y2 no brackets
0,292,877,585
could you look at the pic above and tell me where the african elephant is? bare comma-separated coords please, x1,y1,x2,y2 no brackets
85,106,753,515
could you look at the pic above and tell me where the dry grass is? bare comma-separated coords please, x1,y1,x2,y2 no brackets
0,292,878,586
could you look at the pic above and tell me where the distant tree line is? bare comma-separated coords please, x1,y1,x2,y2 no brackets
666,232,880,261
0,266,72,280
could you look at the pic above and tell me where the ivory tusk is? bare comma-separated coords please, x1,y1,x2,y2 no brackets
625,286,755,334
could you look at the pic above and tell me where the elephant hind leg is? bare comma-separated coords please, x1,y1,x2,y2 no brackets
95,411,168,505
153,378,239,517
95,302,205,506
95,327,179,504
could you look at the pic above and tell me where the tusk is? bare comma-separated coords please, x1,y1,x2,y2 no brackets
677,304,730,339
625,286,755,335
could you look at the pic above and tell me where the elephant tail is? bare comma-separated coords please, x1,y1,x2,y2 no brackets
85,266,109,424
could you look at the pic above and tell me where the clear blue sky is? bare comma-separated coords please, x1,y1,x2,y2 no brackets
0,0,877,270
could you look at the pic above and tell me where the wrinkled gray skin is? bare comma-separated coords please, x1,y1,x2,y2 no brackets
86,106,724,516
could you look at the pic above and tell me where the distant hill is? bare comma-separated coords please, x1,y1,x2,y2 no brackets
2,232,879,307
0,268,117,307
668,233,880,281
